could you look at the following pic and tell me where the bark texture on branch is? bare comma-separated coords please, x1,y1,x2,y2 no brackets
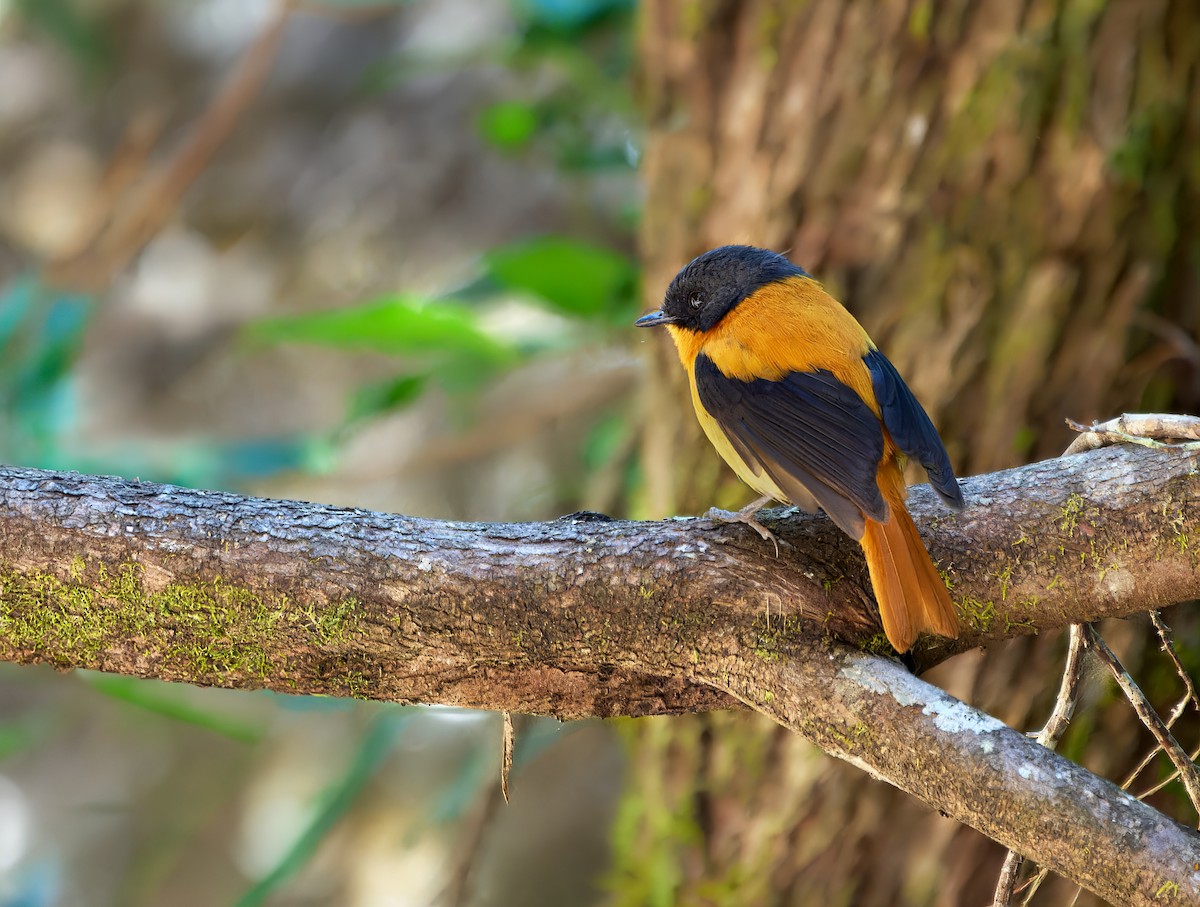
1,443,1199,902
0,443,1196,711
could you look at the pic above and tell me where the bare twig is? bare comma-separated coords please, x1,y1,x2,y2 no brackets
500,711,514,804
1121,612,1200,793
441,760,506,907
1135,741,1200,801
1149,611,1200,717
993,831,1027,901
1035,624,1088,748
1063,413,1200,455
1085,626,1200,819
1016,614,1200,904
993,624,1087,907
1017,869,1049,906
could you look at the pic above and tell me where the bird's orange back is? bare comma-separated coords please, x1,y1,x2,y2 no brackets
668,275,880,412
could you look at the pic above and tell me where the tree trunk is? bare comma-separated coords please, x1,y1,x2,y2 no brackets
625,1,1200,904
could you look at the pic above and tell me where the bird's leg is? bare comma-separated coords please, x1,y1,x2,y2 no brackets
705,495,780,554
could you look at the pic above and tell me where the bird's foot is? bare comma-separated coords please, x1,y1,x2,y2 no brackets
705,495,780,555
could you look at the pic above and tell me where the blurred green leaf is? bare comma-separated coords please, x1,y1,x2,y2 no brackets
346,374,428,426
14,0,111,75
0,276,34,351
247,295,517,366
218,438,312,479
517,0,635,33
485,236,638,322
0,275,92,464
0,716,50,761
0,276,320,489
0,276,91,394
478,100,540,153
80,673,266,745
429,736,490,825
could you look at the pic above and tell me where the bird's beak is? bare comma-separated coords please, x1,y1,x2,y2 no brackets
635,310,675,328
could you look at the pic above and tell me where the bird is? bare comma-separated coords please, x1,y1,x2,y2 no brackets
635,245,964,652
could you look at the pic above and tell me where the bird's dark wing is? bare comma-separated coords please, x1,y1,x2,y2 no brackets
694,353,887,539
864,349,965,511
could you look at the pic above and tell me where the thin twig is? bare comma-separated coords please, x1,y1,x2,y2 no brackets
1149,611,1200,716
1085,625,1200,819
441,761,507,907
1121,612,1200,791
500,710,514,804
993,830,1028,902
1136,740,1200,800
1017,868,1049,906
1035,624,1087,748
993,624,1086,907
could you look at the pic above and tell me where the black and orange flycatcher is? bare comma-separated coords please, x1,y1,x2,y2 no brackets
636,245,964,652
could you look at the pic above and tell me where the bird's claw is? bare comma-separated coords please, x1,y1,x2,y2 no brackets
704,504,781,556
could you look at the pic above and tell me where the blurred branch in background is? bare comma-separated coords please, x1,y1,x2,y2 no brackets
46,0,296,292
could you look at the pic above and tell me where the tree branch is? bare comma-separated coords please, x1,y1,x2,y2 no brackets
1,443,1192,702
1,442,1198,903
726,644,1200,907
993,623,1087,907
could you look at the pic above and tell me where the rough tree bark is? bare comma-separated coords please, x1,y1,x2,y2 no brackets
630,1,1200,903
0,445,1198,903
0,445,1195,698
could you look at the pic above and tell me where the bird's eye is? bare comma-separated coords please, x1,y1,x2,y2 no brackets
689,295,704,309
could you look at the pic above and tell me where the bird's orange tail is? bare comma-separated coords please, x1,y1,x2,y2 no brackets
859,474,959,653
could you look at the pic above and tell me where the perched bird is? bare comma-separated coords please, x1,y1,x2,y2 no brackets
636,245,964,652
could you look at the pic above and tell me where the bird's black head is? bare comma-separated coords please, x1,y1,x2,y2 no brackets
635,245,808,333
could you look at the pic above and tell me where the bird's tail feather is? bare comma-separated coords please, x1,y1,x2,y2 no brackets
861,503,959,653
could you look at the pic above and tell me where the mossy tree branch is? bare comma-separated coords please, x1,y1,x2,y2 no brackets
1,443,1198,903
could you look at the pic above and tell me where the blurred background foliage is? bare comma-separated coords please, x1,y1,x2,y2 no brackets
0,1,639,904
